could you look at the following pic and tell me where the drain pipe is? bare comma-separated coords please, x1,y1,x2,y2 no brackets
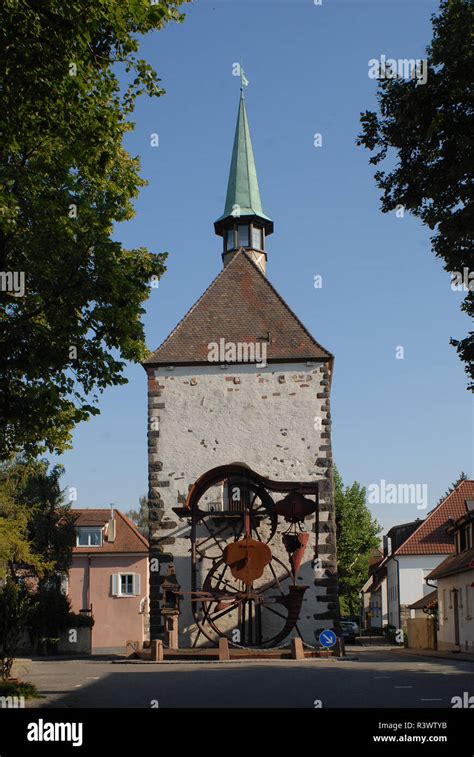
392,555,402,632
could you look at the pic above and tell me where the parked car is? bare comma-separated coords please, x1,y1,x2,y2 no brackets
344,620,360,635
340,621,357,643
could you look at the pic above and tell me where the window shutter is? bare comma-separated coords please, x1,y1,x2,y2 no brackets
133,574,141,596
112,574,120,597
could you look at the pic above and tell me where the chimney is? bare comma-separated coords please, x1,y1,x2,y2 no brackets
107,506,116,543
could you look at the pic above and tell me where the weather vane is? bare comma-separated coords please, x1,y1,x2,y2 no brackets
240,58,249,90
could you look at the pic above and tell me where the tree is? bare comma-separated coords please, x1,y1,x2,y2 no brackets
125,494,148,529
357,0,474,389
0,578,30,680
0,458,76,582
0,460,48,580
334,468,381,618
0,0,189,459
437,471,468,505
27,586,72,656
0,458,77,662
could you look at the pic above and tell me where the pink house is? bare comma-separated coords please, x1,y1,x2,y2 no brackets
68,509,149,654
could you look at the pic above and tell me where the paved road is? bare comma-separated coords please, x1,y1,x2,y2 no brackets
13,647,474,709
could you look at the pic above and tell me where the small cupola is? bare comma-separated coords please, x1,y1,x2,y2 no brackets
214,89,273,274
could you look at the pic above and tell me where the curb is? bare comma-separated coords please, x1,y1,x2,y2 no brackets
391,648,474,664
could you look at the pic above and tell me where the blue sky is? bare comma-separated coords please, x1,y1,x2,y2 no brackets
52,0,473,532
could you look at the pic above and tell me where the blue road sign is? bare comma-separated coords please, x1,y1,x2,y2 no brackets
319,629,337,648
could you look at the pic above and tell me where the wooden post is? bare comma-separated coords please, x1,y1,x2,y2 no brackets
151,639,164,662
335,636,345,657
291,637,304,660
218,637,230,661
168,616,179,650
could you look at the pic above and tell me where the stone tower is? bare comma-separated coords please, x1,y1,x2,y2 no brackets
143,89,338,647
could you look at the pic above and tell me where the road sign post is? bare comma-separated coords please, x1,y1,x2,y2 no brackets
319,629,337,658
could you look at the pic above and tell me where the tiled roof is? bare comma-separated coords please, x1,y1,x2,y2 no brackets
426,547,474,581
143,250,333,366
408,589,438,610
72,509,148,554
395,481,474,556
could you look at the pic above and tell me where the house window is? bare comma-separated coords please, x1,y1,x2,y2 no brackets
121,574,134,596
112,573,140,597
238,224,249,247
76,527,102,547
226,227,235,251
466,585,472,619
251,225,263,250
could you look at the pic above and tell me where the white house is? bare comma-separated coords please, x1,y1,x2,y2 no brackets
427,502,474,652
362,548,388,630
384,481,474,629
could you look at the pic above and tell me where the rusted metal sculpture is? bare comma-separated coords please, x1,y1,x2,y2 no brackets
172,464,319,649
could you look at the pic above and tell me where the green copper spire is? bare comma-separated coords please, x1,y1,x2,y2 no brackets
214,90,273,236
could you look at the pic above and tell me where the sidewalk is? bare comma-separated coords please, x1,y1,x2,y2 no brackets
391,647,474,663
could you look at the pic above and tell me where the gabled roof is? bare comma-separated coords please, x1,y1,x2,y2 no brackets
394,481,474,556
144,250,333,366
427,546,474,581
72,509,148,554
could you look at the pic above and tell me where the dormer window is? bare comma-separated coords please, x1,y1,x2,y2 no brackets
76,527,102,547
226,227,235,251
252,225,263,250
238,224,249,247
458,524,471,553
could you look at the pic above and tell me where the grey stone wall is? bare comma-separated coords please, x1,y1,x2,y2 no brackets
146,360,339,646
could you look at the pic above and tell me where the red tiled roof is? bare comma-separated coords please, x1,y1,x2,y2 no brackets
426,546,474,581
408,589,438,610
143,250,333,366
395,481,474,556
71,509,148,554
369,547,384,568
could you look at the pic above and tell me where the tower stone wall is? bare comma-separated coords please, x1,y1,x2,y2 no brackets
146,360,338,646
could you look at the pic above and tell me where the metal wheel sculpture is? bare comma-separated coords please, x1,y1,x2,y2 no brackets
173,464,319,648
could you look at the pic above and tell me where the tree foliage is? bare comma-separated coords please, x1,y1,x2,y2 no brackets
0,578,30,680
436,470,468,505
125,494,148,529
0,0,188,458
334,467,381,617
0,458,77,664
27,586,72,654
358,0,474,388
0,458,76,580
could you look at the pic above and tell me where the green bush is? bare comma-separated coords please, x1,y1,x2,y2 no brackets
67,612,94,629
27,586,72,654
383,624,397,642
0,679,42,699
